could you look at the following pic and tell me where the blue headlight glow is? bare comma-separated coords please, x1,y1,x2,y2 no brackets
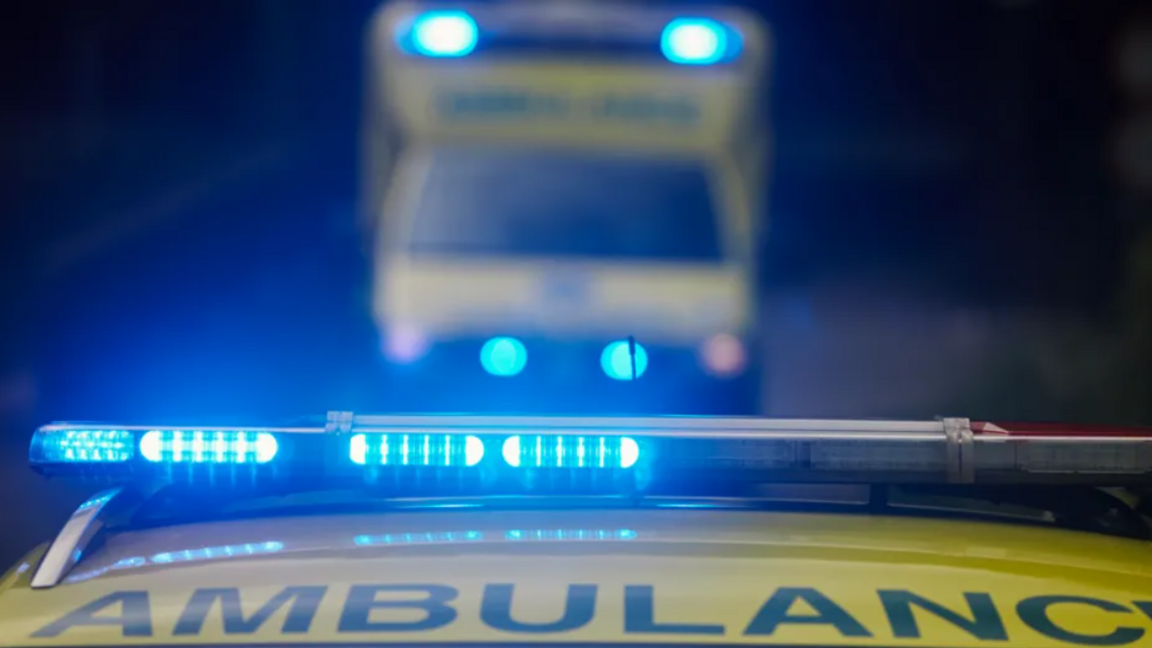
350,433,484,467
661,18,734,65
501,435,639,469
480,337,527,377
139,430,278,464
601,340,648,380
31,429,134,463
406,10,478,58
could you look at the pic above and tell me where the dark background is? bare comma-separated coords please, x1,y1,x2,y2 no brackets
1,0,1149,564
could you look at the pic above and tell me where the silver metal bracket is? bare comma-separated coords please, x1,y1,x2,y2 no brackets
30,487,129,589
942,417,974,483
326,411,354,434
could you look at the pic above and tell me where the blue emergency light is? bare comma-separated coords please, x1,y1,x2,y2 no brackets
397,9,741,66
32,429,135,463
350,433,485,467
501,435,639,469
661,18,739,65
139,430,278,464
480,337,528,377
28,419,648,488
404,10,478,57
602,340,648,380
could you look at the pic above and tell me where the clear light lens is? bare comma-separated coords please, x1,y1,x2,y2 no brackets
480,337,528,376
350,433,485,467
409,11,478,57
139,430,278,464
661,18,730,65
502,435,640,469
32,429,134,463
601,340,648,380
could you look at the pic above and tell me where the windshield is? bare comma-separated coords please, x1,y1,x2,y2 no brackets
406,148,722,261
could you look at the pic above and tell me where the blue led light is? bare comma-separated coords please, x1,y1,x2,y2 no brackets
501,435,639,469
661,18,730,65
480,337,527,377
601,340,648,380
32,429,134,463
408,10,478,57
350,433,484,467
139,430,278,464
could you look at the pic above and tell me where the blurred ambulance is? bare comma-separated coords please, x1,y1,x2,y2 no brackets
360,1,772,413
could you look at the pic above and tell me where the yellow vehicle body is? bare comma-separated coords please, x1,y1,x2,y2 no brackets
363,2,772,349
4,508,1152,647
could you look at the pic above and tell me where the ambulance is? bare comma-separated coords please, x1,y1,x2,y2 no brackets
360,1,772,414
6,414,1152,647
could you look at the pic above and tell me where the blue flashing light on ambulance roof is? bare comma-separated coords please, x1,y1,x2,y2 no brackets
502,435,640,469
661,18,736,65
22,413,1152,592
33,414,1152,502
480,336,527,376
350,433,485,467
406,10,478,58
601,340,648,380
139,430,278,464
31,429,134,463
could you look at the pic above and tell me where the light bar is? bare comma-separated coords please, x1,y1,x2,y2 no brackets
29,416,1152,488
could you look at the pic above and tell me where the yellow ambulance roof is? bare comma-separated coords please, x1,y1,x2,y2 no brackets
4,507,1152,647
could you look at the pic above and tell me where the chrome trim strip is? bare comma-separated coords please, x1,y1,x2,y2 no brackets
349,414,946,438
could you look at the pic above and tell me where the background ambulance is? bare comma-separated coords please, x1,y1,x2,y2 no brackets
360,1,772,414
